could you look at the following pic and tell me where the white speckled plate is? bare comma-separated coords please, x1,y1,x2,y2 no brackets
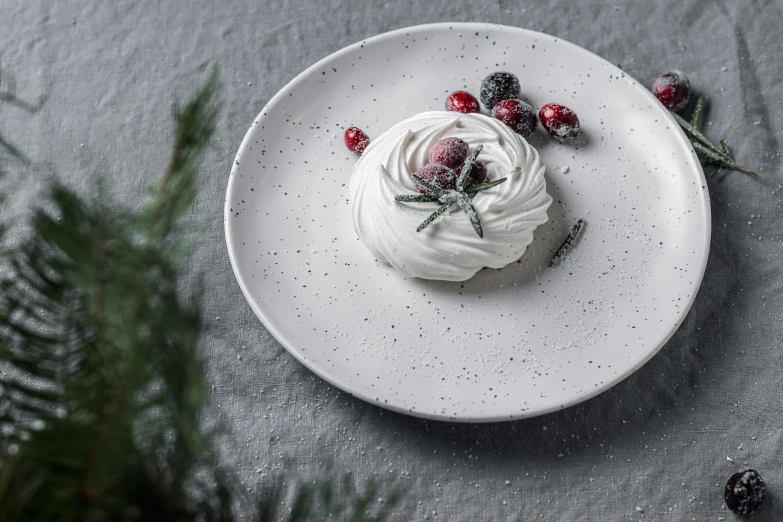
225,23,710,422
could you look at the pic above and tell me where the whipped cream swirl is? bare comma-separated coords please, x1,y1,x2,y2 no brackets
350,111,551,281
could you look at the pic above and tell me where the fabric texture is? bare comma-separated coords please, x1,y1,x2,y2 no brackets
2,1,782,519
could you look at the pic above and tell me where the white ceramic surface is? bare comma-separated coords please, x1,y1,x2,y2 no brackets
225,23,710,422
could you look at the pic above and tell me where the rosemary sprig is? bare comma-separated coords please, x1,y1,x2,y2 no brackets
455,193,483,238
550,219,584,267
463,178,508,193
456,146,482,190
690,141,757,177
415,197,457,232
395,194,439,203
671,95,759,177
690,93,705,127
410,174,444,195
395,146,507,237
672,112,727,158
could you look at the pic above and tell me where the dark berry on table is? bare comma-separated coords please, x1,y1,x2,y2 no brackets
429,137,469,169
446,91,480,113
651,70,691,111
480,72,521,109
725,469,766,515
492,99,537,137
344,126,370,155
538,103,580,143
457,160,488,188
412,163,458,195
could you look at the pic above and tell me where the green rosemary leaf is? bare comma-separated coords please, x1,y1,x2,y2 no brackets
455,194,483,238
692,140,721,163
416,198,456,232
671,112,730,161
438,188,462,202
693,145,725,178
690,93,705,127
550,219,584,267
464,177,508,194
411,174,444,195
394,194,440,203
674,95,760,178
692,141,728,177
456,145,483,191
692,141,759,176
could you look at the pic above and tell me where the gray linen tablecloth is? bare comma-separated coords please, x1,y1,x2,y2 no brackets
2,1,782,520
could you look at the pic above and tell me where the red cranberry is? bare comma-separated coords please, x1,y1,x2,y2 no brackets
480,72,521,109
492,99,537,137
412,163,457,195
446,91,480,113
538,104,580,143
725,469,766,515
429,137,469,168
652,70,691,111
344,126,370,155
456,160,488,188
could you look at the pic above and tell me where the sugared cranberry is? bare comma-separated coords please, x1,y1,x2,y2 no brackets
456,160,488,188
725,469,766,515
446,91,480,113
429,137,469,169
492,99,537,137
412,163,458,195
344,126,370,155
652,70,691,111
480,72,521,109
538,104,580,143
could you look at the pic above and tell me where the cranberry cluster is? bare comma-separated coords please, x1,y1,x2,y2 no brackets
413,137,487,195
345,70,696,156
444,71,581,143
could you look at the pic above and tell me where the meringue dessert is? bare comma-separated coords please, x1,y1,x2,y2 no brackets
350,111,551,281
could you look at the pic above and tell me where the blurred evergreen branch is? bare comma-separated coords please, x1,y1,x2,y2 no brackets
0,68,400,521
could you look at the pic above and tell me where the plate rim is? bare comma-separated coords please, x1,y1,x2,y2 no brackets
224,22,711,422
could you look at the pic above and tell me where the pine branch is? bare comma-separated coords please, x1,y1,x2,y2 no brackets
0,69,219,521
0,66,402,522
147,66,219,241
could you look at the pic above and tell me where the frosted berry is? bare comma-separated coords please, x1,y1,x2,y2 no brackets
457,160,488,188
652,70,691,111
480,72,520,109
492,99,537,137
413,163,458,196
539,104,580,143
344,126,370,155
725,469,766,515
446,91,480,113
429,137,469,169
